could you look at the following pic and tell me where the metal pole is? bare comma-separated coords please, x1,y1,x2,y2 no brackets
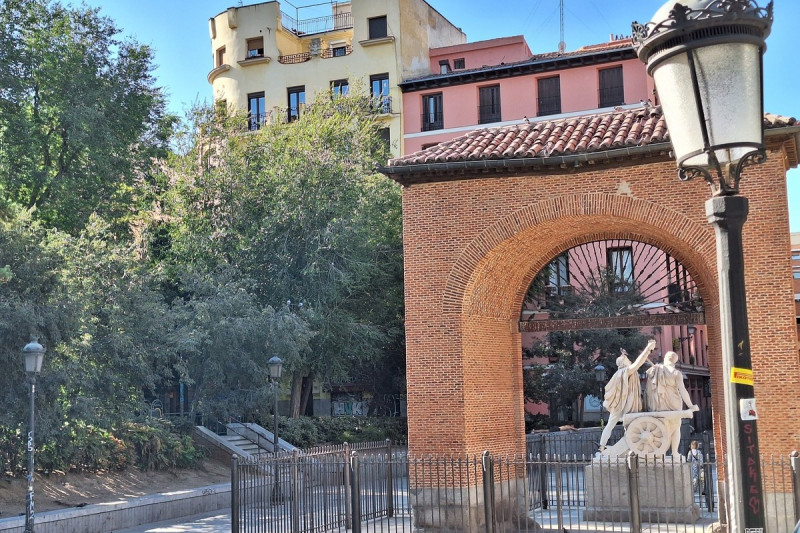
627,451,641,533
706,195,765,532
25,374,35,533
273,378,281,503
231,454,240,533
790,451,800,526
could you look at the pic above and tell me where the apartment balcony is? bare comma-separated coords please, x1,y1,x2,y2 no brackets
281,10,353,36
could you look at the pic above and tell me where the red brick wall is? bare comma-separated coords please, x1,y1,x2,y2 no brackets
401,144,800,459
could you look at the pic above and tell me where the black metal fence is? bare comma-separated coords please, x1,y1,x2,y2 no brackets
232,442,800,533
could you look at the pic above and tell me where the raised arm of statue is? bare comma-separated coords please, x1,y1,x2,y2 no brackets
626,339,657,375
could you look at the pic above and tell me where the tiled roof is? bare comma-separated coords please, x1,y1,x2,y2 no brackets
386,106,798,175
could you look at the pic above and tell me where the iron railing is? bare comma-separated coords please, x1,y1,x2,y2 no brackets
537,95,562,117
599,85,625,108
478,104,502,124
421,111,443,131
232,443,800,532
281,11,354,36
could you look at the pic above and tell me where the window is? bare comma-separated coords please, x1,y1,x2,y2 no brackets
378,127,390,152
421,93,443,131
246,37,264,58
332,45,347,57
478,85,501,124
607,246,634,292
599,66,624,108
794,272,800,279
247,92,265,131
287,86,305,122
453,58,465,70
331,79,349,98
216,46,226,67
421,142,439,150
368,16,388,39
439,60,450,74
548,253,570,294
537,76,561,116
370,73,390,113
792,251,800,260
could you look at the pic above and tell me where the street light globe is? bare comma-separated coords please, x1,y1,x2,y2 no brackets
632,0,773,193
594,364,606,383
22,338,45,375
267,356,283,380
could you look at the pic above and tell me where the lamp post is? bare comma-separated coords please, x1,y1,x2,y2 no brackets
267,356,283,502
633,1,773,530
22,338,45,533
594,364,606,424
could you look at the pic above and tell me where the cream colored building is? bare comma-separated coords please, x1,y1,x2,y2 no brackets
207,0,465,156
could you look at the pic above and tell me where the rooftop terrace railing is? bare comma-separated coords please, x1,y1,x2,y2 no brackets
281,10,353,36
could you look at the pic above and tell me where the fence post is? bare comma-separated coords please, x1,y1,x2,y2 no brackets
791,451,800,526
555,460,564,532
385,439,394,517
703,431,715,512
344,442,352,530
292,449,300,533
231,455,240,533
482,450,495,533
351,451,362,533
627,451,641,533
538,436,548,509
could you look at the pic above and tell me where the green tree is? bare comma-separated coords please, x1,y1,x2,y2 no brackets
155,92,404,417
0,0,175,234
524,265,651,426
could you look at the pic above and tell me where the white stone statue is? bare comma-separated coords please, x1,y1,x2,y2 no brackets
597,339,657,451
644,350,699,457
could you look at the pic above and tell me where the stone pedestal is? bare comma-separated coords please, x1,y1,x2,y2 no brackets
583,459,699,523
410,479,538,532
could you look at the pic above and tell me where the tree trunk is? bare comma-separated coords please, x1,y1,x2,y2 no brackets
299,372,314,416
289,372,305,418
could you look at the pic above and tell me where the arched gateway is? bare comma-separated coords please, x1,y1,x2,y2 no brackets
380,106,799,523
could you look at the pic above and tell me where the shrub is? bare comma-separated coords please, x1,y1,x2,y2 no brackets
269,416,407,448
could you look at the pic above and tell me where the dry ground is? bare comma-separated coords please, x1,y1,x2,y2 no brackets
0,457,230,518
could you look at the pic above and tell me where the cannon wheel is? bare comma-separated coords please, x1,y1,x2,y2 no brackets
625,416,670,456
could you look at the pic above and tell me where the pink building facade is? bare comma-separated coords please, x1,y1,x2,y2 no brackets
400,37,656,154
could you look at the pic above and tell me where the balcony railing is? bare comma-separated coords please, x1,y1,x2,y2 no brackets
277,52,311,64
371,95,392,114
537,95,561,117
281,10,353,36
599,85,625,108
421,111,444,131
321,45,352,58
478,104,501,124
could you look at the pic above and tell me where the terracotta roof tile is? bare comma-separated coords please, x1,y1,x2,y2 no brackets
388,106,798,169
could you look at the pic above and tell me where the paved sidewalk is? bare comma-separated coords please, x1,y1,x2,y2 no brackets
114,510,231,533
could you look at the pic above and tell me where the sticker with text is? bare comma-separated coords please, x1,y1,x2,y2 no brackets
740,398,757,421
731,367,754,385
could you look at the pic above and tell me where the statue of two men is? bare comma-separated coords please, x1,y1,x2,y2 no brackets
598,339,699,456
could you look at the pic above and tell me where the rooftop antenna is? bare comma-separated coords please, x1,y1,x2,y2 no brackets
558,0,566,53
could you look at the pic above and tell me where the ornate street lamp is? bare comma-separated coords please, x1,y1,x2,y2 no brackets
22,338,45,533
267,355,283,502
594,364,607,424
633,1,773,530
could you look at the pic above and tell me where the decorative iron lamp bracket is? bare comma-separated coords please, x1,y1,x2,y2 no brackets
632,0,774,197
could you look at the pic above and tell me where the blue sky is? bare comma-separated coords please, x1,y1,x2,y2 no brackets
72,0,798,231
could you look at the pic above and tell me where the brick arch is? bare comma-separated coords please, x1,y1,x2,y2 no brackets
444,193,718,322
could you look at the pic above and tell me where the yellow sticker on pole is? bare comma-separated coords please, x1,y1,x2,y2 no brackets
731,367,754,385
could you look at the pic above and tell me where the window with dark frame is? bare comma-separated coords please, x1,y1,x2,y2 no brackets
439,60,450,74
478,85,501,124
247,92,265,131
599,66,624,108
331,79,349,98
453,58,465,69
368,16,388,39
246,37,264,58
421,93,443,131
537,76,561,116
332,45,347,57
370,73,390,113
287,86,305,122
607,246,634,293
216,46,226,67
378,127,390,152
